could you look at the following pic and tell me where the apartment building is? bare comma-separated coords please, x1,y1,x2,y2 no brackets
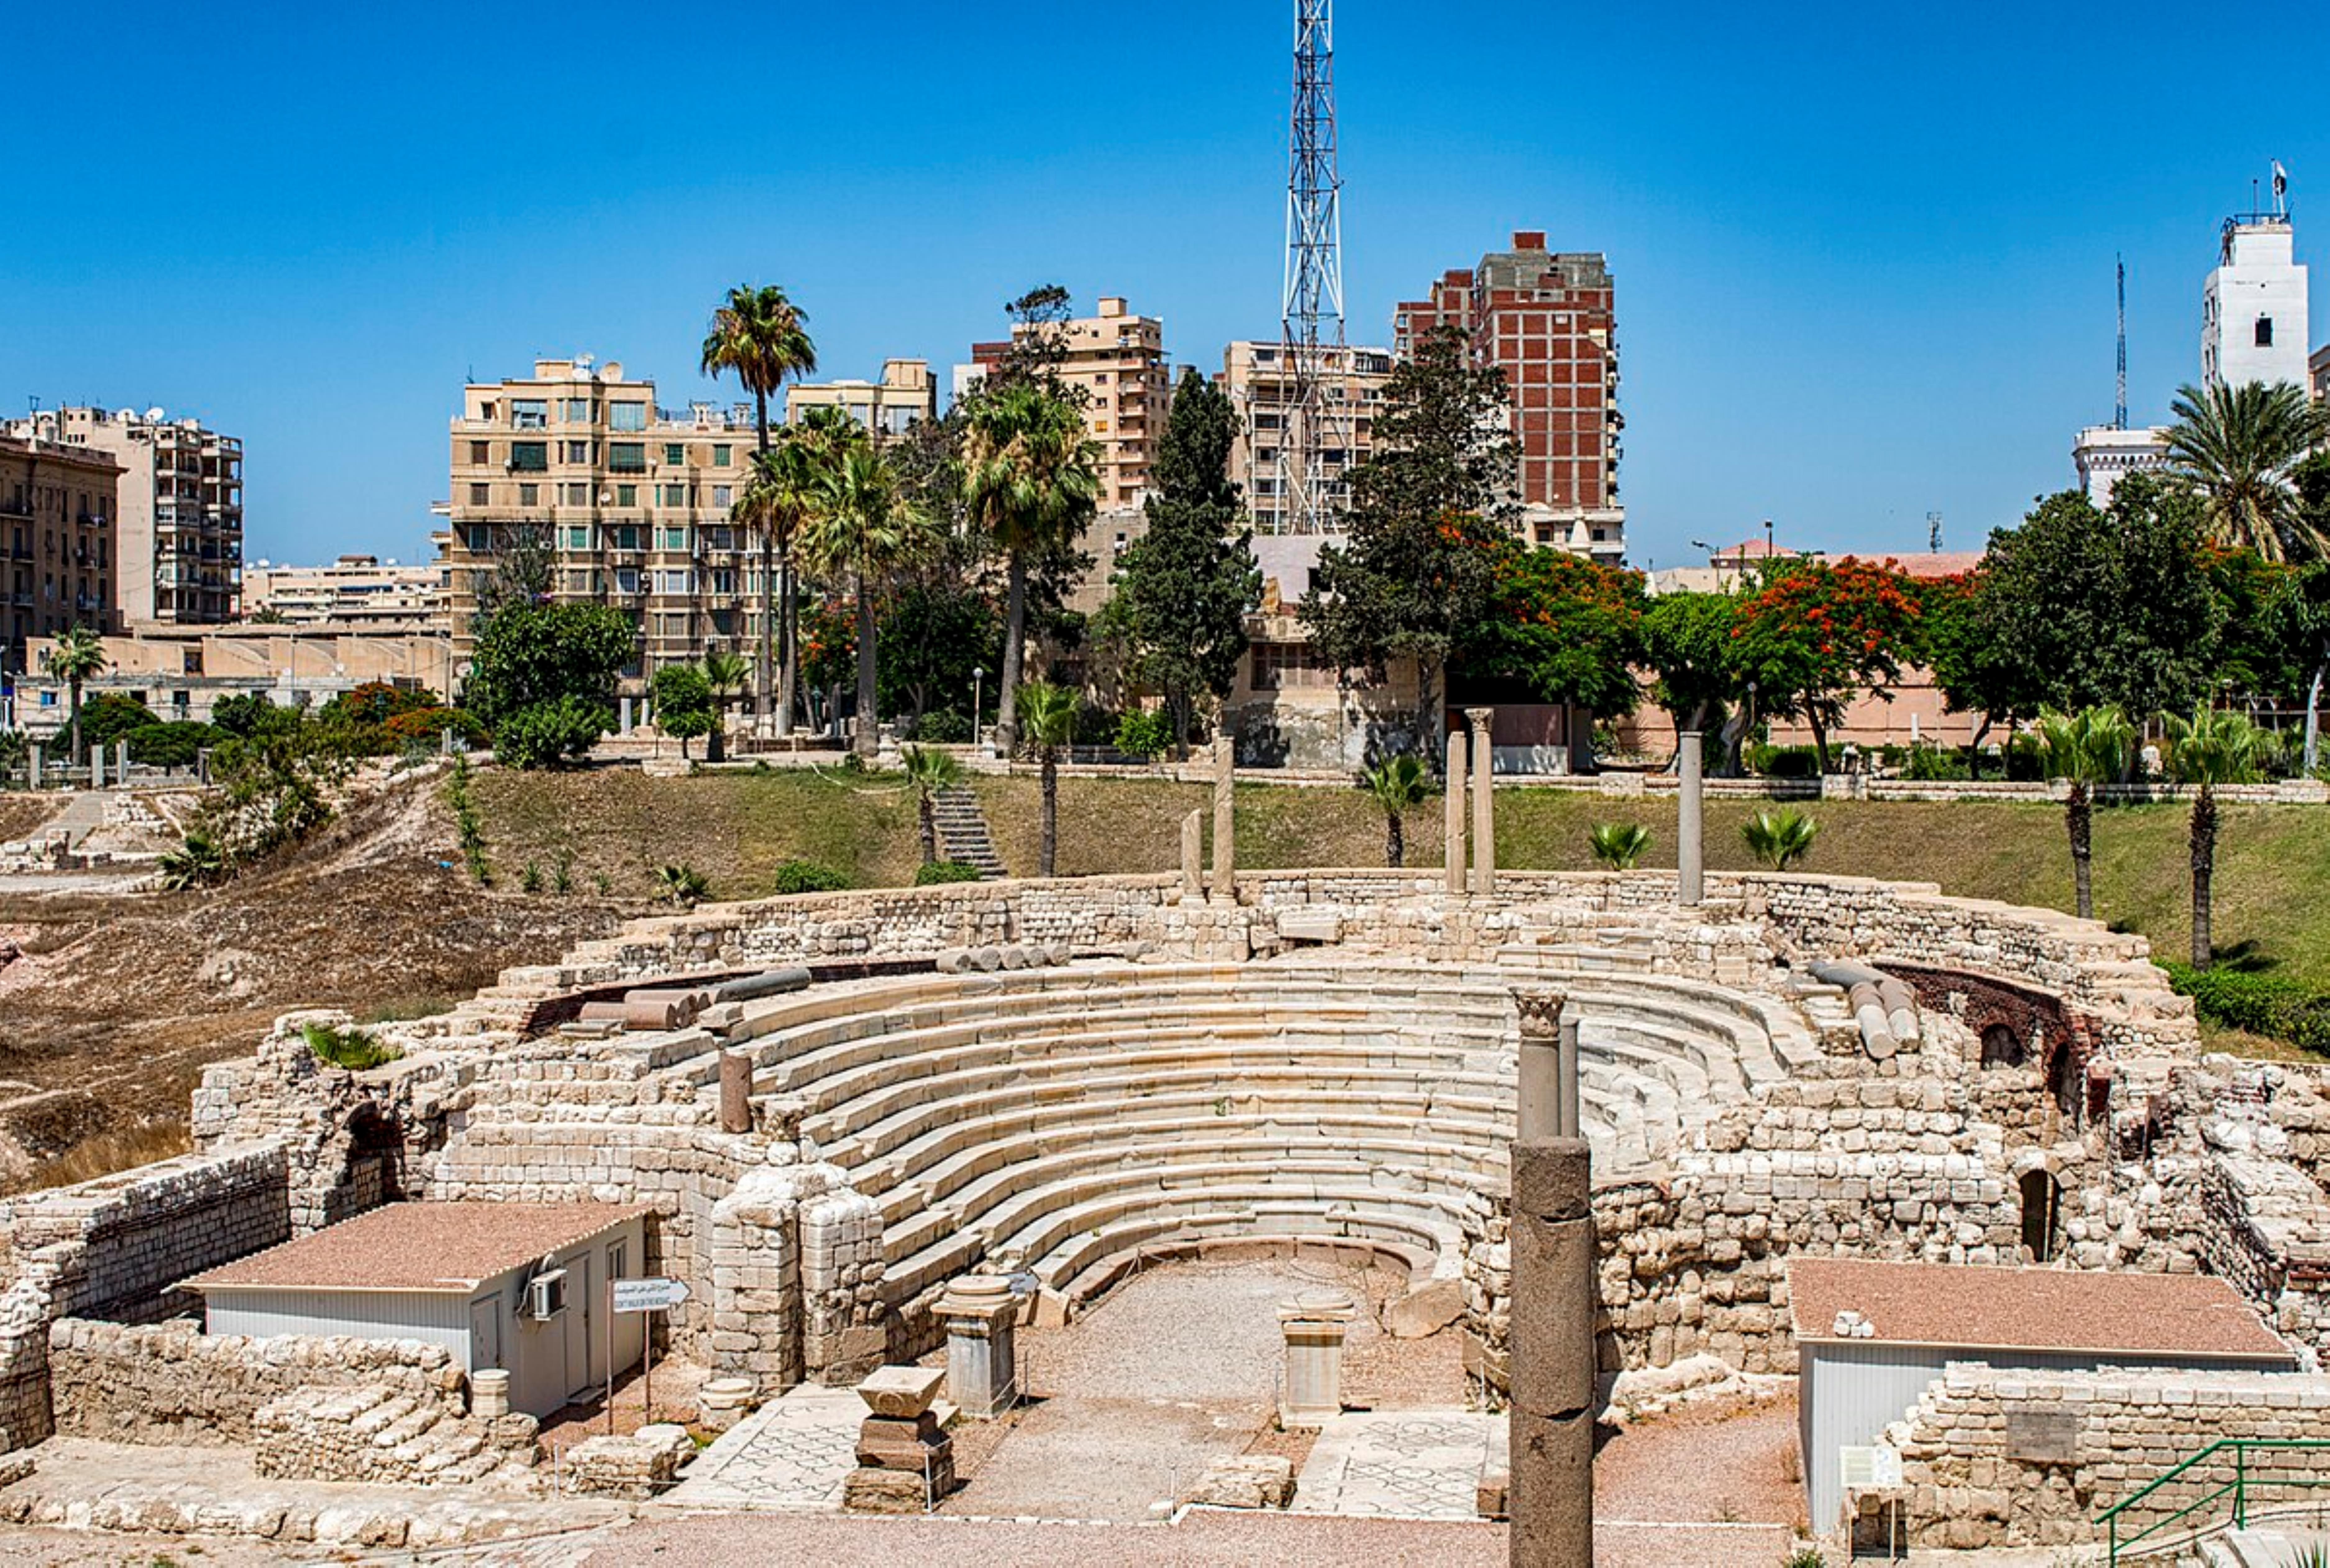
0,406,243,624
1218,340,1394,534
962,297,1171,507
1394,231,1624,562
785,358,938,436
444,357,763,687
244,553,449,631
0,433,121,677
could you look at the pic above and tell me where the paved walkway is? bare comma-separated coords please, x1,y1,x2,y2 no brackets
1292,1409,1501,1520
655,1383,863,1513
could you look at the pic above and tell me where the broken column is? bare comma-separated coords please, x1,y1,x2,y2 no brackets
1678,729,1704,906
115,739,128,781
26,744,39,789
719,1051,752,1133
619,696,634,736
842,1364,953,1514
1509,988,1595,1568
1277,1289,1356,1427
1444,727,1468,896
1210,733,1236,902
934,1274,1018,1418
470,1368,511,1420
1467,707,1496,895
1181,808,1204,898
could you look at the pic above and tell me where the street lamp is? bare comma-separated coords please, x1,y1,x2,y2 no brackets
973,668,987,749
1763,518,1775,560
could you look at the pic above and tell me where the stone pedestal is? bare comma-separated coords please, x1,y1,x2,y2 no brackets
935,1274,1018,1418
1277,1289,1356,1427
1181,809,1204,898
1677,729,1704,906
1466,708,1496,895
1210,736,1236,902
842,1365,953,1513
1509,1137,1595,1567
1444,730,1468,895
698,1376,755,1432
469,1368,510,1420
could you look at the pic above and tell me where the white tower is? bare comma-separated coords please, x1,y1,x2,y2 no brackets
2203,173,2309,390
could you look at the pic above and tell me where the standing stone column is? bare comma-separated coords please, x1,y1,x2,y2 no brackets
1677,730,1704,907
114,739,129,781
1210,735,1236,902
1444,728,1468,896
89,746,105,790
619,696,634,736
1277,1289,1356,1426
1509,1133,1595,1567
1467,708,1496,895
26,744,40,790
935,1274,1019,1418
1515,992,1568,1142
1180,809,1204,898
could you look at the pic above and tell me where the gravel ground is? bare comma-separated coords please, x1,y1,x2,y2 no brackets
1595,1392,1807,1530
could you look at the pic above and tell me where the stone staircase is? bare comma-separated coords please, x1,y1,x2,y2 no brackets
254,1383,538,1490
930,785,1006,877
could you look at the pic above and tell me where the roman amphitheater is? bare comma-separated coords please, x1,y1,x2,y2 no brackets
4,845,2329,1563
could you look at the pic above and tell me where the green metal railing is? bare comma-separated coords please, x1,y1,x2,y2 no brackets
2099,1437,2330,1564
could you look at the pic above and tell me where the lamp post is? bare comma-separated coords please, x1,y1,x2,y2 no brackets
973,668,986,751
1764,518,1775,560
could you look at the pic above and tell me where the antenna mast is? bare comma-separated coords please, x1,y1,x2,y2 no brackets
1277,0,1347,536
2114,255,2128,431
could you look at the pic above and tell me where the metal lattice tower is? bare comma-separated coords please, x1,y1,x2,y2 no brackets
1276,0,1348,535
2114,255,2128,431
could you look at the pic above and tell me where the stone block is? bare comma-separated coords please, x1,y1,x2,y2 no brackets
1187,1453,1294,1509
856,1365,946,1419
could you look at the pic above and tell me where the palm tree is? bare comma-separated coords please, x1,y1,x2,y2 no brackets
1741,807,1817,871
2035,704,2135,922
902,744,963,865
656,863,710,908
1017,680,1080,877
801,443,940,757
701,284,818,735
1588,822,1653,871
40,624,106,765
2161,706,2268,970
2164,381,2330,562
1358,755,1434,868
701,650,749,764
960,383,1098,751
157,828,228,892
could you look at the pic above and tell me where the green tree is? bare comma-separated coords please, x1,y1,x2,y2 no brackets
651,663,715,761
1359,753,1435,868
1741,807,1818,871
902,744,964,865
1109,370,1260,758
878,582,1000,737
1726,558,1923,772
1017,680,1079,876
40,624,107,764
494,695,612,770
2035,704,2134,922
464,600,637,730
802,442,941,757
701,650,750,764
1462,544,1646,720
2161,706,2269,970
468,522,554,631
1589,822,1652,871
1640,591,1745,773
2165,381,2330,563
1973,478,2224,723
702,283,818,734
1300,326,1515,754
1922,571,2044,776
960,383,1098,750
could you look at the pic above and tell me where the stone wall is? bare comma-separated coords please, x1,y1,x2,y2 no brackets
1870,1363,2330,1551
47,1317,459,1446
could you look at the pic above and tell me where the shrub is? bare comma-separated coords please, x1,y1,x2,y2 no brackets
78,693,154,752
1112,708,1174,760
1742,806,1818,870
301,1021,401,1071
1588,822,1652,870
1898,743,1970,782
520,860,544,894
493,696,610,769
384,706,486,748
914,860,984,886
1747,742,1821,778
157,829,229,892
914,710,972,743
2162,962,2330,1053
126,721,222,769
772,859,850,895
656,863,710,908
1072,704,1119,748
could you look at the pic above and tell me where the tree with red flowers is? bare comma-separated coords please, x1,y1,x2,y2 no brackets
1459,541,1647,718
1727,557,1923,771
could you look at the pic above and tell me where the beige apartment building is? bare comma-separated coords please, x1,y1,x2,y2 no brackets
1218,340,1395,534
2,406,243,625
964,297,1170,507
445,358,766,688
1,432,121,681
784,358,937,436
244,553,449,632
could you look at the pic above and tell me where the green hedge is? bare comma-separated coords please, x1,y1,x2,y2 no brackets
773,859,851,895
2162,962,2330,1053
913,860,984,886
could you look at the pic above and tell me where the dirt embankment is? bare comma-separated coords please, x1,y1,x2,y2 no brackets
0,771,627,1192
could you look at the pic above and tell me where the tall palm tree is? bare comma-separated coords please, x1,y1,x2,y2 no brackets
2161,706,2268,970
2164,381,2330,562
801,444,940,757
701,284,818,735
1359,754,1434,868
41,624,107,765
1017,680,1080,877
901,744,963,865
2036,704,2135,922
701,650,750,764
960,383,1098,751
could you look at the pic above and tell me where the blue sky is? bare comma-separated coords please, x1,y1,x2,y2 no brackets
6,1,2326,574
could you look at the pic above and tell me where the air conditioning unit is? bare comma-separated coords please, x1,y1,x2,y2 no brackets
525,1269,568,1321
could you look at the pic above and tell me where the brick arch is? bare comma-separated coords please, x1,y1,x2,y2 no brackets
1875,962,2104,1127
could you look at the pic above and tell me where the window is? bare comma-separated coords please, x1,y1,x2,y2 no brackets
609,443,646,473
664,443,685,466
563,440,593,464
509,441,548,472
2256,316,2275,348
655,568,693,595
560,397,592,423
659,484,688,507
563,482,591,505
468,441,490,464
712,485,733,510
609,402,647,432
519,483,539,505
614,567,641,595
1251,643,1335,690
659,525,690,551
564,568,594,593
469,483,490,504
561,525,594,550
712,445,732,467
511,399,549,430
616,484,638,507
609,524,642,551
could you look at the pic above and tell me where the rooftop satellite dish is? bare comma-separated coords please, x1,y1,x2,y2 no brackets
117,408,139,422
145,408,164,422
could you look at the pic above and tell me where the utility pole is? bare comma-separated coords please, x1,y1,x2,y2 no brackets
2115,255,2128,432
1277,0,1348,536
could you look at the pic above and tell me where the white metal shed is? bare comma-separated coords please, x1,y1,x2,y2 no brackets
180,1201,652,1420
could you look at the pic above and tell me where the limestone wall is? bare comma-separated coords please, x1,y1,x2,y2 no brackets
1873,1363,2330,1552
47,1317,460,1446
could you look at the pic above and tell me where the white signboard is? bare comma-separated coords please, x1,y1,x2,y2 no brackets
612,1276,690,1313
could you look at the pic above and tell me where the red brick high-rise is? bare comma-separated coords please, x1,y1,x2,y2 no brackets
1393,231,1623,563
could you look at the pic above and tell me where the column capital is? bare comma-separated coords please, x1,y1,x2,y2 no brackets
1463,705,1495,736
